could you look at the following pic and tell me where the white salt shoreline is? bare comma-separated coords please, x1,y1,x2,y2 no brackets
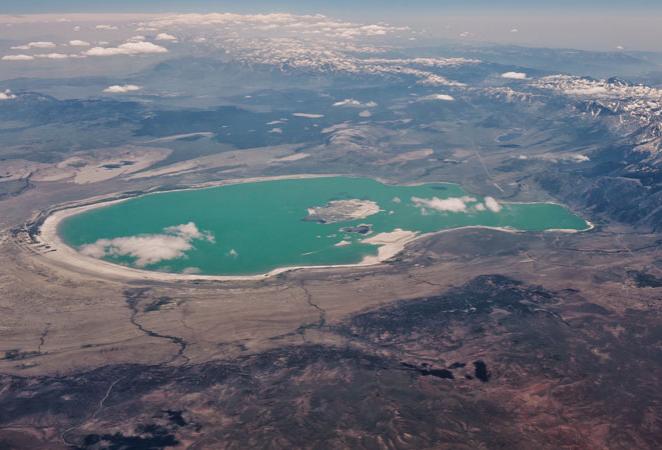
35,174,593,282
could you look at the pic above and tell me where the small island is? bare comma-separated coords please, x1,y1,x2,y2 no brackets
305,199,381,223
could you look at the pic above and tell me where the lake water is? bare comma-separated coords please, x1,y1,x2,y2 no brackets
58,176,589,275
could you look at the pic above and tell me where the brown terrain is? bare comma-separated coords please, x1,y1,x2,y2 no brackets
0,180,660,449
2,9,662,449
0,88,660,448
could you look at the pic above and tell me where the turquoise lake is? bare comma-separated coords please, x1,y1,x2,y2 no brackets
58,177,590,275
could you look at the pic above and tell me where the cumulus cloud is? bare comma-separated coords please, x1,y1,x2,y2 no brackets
95,24,118,30
2,54,34,61
412,195,503,214
420,94,455,101
142,13,407,39
34,53,75,60
332,98,378,108
79,222,214,267
155,32,178,41
519,153,590,163
292,112,324,118
411,196,477,213
11,41,56,50
85,41,168,56
358,110,372,118
0,89,16,100
103,84,142,93
501,71,527,80
6,49,82,61
69,40,90,47
484,196,502,212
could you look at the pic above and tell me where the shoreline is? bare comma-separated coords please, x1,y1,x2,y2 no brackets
35,174,594,282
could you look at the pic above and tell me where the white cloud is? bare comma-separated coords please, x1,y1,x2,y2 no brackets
358,110,372,118
411,196,477,213
69,40,90,47
0,89,16,100
332,98,378,108
517,153,590,163
79,222,214,267
96,24,118,30
11,41,56,50
292,113,324,118
413,195,502,213
333,99,359,107
103,84,142,93
85,41,168,57
142,13,407,40
2,54,34,61
155,32,178,41
484,196,502,212
34,53,73,60
501,72,527,80
420,94,455,101
510,28,519,33
269,127,283,134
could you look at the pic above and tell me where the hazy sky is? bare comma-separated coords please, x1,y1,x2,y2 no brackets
1,1,661,51
2,0,661,14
